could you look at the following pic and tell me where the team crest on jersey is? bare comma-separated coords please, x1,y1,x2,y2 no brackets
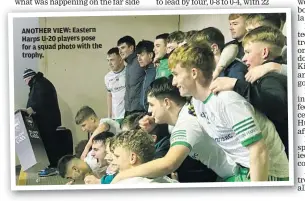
200,112,215,124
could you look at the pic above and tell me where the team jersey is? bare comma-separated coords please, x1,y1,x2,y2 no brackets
99,118,121,135
192,91,289,178
169,104,237,179
115,176,178,184
104,68,126,119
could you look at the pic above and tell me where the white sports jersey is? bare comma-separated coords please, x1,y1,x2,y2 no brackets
116,176,178,184
104,68,126,119
99,118,121,135
168,104,237,179
192,91,289,178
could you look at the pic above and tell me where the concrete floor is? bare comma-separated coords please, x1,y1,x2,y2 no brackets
16,165,70,185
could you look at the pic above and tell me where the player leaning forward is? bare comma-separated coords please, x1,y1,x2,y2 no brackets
111,77,237,184
169,42,288,182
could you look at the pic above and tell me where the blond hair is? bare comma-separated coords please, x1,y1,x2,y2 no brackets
243,26,285,58
112,130,155,163
168,42,215,85
229,13,248,21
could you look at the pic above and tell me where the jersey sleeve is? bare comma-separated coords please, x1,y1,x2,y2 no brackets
104,74,111,92
170,118,202,151
221,97,263,147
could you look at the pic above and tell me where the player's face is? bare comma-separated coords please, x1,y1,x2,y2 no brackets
229,16,247,41
171,63,195,97
91,141,107,167
80,118,96,133
154,39,167,61
147,96,167,124
107,53,124,72
118,43,134,60
112,146,132,172
167,42,178,54
242,42,266,69
137,52,153,67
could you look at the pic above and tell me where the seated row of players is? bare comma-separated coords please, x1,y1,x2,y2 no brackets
57,13,289,184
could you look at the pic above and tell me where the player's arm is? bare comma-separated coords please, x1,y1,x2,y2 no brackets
248,139,269,181
111,145,190,183
107,92,112,118
213,44,238,79
80,123,110,160
245,63,287,83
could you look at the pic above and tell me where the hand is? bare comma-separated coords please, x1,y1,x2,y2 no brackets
139,115,156,133
212,66,224,80
210,77,237,94
80,154,86,160
26,107,35,115
84,175,100,184
65,180,74,185
245,66,268,84
171,172,179,181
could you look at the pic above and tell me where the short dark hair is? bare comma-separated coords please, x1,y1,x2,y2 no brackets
107,47,120,55
121,112,146,130
147,76,187,106
92,131,115,144
117,35,136,48
184,30,198,42
135,40,154,55
191,27,225,51
246,13,282,29
57,155,76,178
74,140,88,158
156,33,169,41
75,106,97,125
168,31,185,43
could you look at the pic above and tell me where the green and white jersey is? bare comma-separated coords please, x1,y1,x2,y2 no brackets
192,91,289,178
104,68,126,119
169,104,237,179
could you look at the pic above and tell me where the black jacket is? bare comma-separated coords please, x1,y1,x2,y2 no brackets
27,72,61,131
233,70,288,156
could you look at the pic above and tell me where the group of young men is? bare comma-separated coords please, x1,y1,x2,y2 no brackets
23,12,289,184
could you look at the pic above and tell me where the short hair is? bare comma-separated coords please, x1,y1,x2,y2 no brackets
242,26,285,58
92,131,115,144
107,47,120,55
229,13,248,20
57,155,76,178
105,137,115,152
135,40,154,55
117,36,136,48
245,13,282,29
112,129,155,163
75,106,97,125
168,43,215,84
121,112,146,130
168,31,185,44
184,30,198,43
189,27,225,51
75,140,88,158
156,33,169,42
147,76,187,106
